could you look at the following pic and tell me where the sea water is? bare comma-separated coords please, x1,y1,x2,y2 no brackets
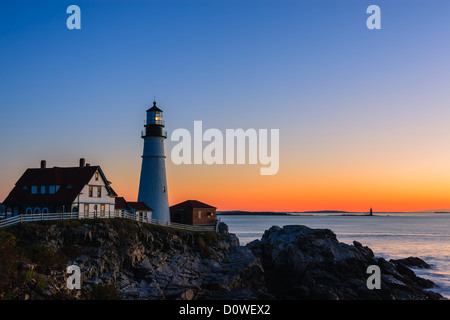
218,212,450,299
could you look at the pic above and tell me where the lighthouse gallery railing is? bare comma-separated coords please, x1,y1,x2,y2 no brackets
0,211,217,232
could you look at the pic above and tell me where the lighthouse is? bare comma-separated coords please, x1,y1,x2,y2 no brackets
137,101,170,222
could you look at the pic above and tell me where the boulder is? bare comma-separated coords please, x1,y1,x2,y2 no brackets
390,257,432,269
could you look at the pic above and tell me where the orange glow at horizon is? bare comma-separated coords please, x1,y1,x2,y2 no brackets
106,156,450,213
1,149,449,214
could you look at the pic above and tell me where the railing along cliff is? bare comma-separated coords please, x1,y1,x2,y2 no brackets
0,211,217,232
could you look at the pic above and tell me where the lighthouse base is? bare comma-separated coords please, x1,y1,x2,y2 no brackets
138,156,170,222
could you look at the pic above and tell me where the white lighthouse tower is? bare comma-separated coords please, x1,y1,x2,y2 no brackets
137,101,170,222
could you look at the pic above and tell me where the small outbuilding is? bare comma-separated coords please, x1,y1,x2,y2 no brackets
115,196,153,221
170,200,216,226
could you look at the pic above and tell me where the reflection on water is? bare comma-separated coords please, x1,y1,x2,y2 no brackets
218,213,450,299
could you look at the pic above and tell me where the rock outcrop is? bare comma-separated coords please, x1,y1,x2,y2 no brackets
0,219,268,300
247,225,442,300
0,220,443,300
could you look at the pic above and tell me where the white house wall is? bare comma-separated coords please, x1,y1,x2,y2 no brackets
74,168,116,217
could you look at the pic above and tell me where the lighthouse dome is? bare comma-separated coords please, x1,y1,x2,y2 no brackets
147,101,162,112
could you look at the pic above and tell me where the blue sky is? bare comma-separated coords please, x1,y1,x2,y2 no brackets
1,0,450,211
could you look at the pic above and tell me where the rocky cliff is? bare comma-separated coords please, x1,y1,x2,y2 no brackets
0,219,443,300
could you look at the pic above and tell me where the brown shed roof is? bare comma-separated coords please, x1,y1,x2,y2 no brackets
115,197,128,210
170,200,216,210
115,197,152,212
128,202,152,211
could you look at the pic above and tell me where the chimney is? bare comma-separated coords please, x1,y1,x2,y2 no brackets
79,158,85,168
40,160,46,169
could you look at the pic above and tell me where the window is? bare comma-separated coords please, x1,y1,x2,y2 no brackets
207,211,212,219
100,204,105,217
198,211,202,219
95,172,99,181
26,208,32,215
149,110,163,124
84,204,89,214
154,112,163,124
94,205,98,212
31,186,37,194
163,186,166,193
34,208,41,214
89,186,93,197
41,185,46,194
97,187,101,198
49,185,56,194
42,208,48,214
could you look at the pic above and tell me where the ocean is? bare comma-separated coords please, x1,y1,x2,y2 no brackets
218,212,450,299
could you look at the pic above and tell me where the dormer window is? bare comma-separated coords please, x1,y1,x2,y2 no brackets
67,184,72,189
49,185,56,194
31,185,38,194
95,172,99,181
41,185,46,194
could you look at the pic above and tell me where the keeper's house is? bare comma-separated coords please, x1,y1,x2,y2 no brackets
170,200,217,226
3,158,118,217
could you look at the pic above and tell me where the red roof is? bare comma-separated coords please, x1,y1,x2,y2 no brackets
128,202,152,211
115,197,128,210
3,165,117,207
115,197,152,211
170,200,216,210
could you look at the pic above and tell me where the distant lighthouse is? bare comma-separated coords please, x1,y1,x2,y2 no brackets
138,101,170,222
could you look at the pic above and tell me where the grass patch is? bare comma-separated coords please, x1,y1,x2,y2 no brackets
0,231,20,292
24,243,64,267
194,231,218,258
35,276,51,295
20,269,35,285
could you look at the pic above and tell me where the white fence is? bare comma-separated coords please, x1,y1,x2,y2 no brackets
0,211,217,233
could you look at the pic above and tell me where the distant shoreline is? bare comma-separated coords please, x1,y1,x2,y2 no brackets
217,210,351,216
217,211,291,216
216,210,437,216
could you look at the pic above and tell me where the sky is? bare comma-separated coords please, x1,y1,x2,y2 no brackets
1,0,450,212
